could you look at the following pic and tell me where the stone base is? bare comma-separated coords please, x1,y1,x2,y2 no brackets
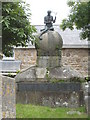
15,65,85,109
37,56,61,68
16,82,84,108
15,65,83,82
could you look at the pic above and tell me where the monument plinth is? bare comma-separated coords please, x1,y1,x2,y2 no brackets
36,31,63,68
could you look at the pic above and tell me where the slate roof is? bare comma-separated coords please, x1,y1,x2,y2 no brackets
34,25,89,48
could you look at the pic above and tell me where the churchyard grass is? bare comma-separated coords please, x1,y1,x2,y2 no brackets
16,104,88,118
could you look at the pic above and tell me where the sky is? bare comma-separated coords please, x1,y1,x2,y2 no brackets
25,0,70,25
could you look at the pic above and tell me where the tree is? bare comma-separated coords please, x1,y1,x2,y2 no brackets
60,1,90,40
2,1,36,57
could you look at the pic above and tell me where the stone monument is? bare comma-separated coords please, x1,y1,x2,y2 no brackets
39,10,56,40
35,10,82,80
15,10,84,108
16,10,82,82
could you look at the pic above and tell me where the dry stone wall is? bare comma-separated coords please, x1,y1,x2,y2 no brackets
15,48,88,77
15,48,37,70
62,48,88,77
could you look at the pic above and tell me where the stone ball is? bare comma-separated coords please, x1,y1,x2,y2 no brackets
36,31,63,56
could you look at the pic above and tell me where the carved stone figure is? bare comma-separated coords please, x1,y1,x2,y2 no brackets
39,10,56,40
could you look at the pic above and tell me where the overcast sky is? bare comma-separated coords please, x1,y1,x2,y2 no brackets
25,0,70,25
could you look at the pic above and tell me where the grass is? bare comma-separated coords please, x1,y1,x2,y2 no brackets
16,104,88,118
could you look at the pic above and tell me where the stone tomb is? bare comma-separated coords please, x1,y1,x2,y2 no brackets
16,82,84,108
15,30,85,108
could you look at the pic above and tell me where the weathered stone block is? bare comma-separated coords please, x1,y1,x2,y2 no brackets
16,82,84,108
0,75,16,118
37,56,61,68
0,60,21,72
15,66,36,82
36,68,47,79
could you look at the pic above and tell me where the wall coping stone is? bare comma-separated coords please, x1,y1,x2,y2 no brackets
14,45,89,49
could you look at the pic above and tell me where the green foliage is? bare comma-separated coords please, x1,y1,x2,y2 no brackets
2,1,36,57
51,79,65,83
16,70,20,74
55,45,60,50
60,1,90,40
7,73,12,77
69,77,83,82
7,73,15,78
35,35,40,49
50,78,85,83
46,68,51,81
85,77,90,82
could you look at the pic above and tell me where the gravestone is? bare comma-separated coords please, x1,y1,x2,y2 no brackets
0,75,16,118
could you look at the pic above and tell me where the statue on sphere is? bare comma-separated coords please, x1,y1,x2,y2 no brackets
39,10,56,40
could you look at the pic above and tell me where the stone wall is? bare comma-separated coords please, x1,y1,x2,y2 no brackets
0,75,16,118
15,48,37,70
62,48,88,77
15,48,88,77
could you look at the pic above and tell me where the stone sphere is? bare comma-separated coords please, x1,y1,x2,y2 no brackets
36,31,63,56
